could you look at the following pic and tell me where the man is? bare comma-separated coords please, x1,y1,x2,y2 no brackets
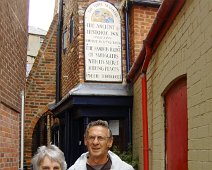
31,144,67,170
68,120,134,170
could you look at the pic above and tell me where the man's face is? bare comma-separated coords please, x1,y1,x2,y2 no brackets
84,126,113,159
39,156,61,170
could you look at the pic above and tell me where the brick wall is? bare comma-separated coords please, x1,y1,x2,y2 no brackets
0,0,28,169
61,0,80,96
133,0,212,169
24,15,58,167
129,5,158,64
0,0,28,111
0,104,20,170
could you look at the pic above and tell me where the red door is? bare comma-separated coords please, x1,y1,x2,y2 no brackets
165,78,188,170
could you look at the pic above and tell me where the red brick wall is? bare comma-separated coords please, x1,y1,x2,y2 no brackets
129,5,158,64
61,0,80,96
0,0,28,111
0,104,20,170
24,15,58,167
0,0,28,169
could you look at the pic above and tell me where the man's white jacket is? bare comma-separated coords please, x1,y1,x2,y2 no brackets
68,150,134,170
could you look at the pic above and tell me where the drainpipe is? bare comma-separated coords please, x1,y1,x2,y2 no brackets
125,0,130,73
141,42,152,170
142,42,152,72
20,91,24,170
141,73,149,170
56,0,64,103
125,0,132,145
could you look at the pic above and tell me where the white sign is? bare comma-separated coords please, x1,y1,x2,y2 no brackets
109,120,119,136
84,1,122,82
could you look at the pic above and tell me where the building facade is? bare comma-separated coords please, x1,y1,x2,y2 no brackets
27,26,47,77
0,0,28,169
51,0,159,167
24,0,160,169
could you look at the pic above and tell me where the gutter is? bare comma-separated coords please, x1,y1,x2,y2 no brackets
126,0,186,170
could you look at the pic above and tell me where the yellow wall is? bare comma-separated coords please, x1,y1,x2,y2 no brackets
133,0,212,169
132,78,143,169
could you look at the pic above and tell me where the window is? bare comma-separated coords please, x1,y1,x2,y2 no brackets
40,36,44,44
63,28,67,53
70,15,74,43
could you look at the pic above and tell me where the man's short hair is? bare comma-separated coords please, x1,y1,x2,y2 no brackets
84,120,113,138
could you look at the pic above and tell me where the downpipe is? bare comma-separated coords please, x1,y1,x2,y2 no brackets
141,73,149,170
19,90,25,170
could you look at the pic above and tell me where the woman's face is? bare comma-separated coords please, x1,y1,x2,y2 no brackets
39,156,61,170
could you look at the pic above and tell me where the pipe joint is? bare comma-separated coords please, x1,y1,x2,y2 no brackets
143,40,152,57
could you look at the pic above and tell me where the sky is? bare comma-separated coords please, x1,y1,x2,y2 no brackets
28,0,55,31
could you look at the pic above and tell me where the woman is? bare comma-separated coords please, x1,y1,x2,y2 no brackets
31,144,67,170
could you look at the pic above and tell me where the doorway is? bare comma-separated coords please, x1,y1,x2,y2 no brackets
164,78,188,170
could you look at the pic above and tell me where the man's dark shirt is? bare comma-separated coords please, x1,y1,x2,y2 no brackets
86,157,112,170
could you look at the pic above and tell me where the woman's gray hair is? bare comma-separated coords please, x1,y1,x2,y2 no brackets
31,144,67,170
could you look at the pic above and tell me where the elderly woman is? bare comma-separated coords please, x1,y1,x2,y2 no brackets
31,144,67,170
